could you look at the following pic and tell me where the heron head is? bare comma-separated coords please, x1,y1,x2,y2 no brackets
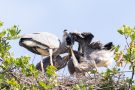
19,37,35,47
63,29,68,36
65,34,75,49
63,30,75,48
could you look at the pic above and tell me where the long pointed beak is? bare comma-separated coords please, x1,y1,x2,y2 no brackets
70,47,78,65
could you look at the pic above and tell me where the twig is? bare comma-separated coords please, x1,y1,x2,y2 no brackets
0,66,16,74
124,34,134,88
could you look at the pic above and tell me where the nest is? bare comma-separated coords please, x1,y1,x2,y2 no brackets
1,69,130,90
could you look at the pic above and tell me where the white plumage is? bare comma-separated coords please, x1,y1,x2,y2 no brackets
21,32,60,50
89,49,114,67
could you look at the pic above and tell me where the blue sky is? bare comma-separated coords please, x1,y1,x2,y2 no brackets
0,0,135,75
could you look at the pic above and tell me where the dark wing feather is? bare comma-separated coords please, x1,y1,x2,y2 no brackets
104,42,113,50
36,55,67,71
89,41,103,49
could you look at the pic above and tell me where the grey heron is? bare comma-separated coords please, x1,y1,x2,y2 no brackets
19,30,74,72
67,32,114,74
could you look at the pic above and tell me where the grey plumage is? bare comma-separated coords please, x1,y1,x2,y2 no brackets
67,32,114,74
36,55,70,71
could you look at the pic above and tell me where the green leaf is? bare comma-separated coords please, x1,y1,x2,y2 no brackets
130,32,135,41
73,84,81,90
89,85,94,90
46,65,57,77
0,21,3,27
38,81,52,89
6,25,21,40
114,45,120,52
39,81,46,89
118,25,133,36
123,25,132,35
0,31,6,38
132,85,135,90
118,29,124,35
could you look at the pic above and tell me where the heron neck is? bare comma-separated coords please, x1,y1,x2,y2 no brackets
53,41,68,57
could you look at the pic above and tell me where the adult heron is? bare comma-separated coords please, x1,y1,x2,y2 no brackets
67,32,114,74
19,30,74,72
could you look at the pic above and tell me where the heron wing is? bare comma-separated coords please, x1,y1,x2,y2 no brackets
89,50,114,67
23,32,60,49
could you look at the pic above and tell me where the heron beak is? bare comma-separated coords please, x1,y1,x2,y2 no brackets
70,47,78,65
19,40,23,46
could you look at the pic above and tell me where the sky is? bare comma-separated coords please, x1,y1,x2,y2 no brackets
0,0,135,75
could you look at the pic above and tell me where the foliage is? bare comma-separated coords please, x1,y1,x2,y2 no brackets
0,21,135,89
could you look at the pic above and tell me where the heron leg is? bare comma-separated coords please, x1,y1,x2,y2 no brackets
49,49,53,66
41,56,44,73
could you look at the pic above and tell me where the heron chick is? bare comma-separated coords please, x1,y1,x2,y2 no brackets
67,32,114,74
